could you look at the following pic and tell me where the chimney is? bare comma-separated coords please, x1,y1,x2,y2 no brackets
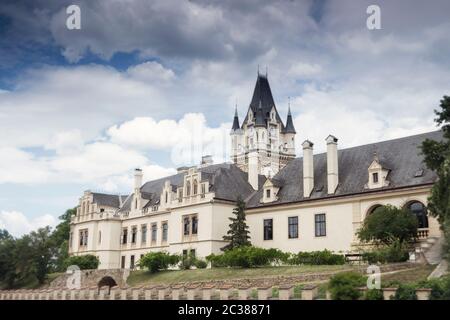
248,151,259,190
200,155,213,167
302,140,314,197
325,135,339,194
134,168,143,190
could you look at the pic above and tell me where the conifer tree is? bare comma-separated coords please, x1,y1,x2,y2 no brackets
221,197,251,251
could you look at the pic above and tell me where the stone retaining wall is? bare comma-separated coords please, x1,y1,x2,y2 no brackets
0,283,432,300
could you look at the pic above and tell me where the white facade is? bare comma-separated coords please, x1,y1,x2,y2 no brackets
69,74,441,270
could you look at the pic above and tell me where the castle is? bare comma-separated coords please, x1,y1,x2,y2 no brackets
69,73,442,269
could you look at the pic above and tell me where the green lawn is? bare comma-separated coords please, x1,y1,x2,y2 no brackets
381,265,435,287
127,265,353,286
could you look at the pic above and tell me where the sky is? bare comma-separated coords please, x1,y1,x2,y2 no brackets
0,0,449,236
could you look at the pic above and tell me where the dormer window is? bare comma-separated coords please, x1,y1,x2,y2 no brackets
366,152,390,189
262,178,282,203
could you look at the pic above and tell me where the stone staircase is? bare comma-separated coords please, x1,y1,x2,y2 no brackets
416,236,443,265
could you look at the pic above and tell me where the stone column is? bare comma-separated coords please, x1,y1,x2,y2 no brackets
157,286,168,300
416,288,432,300
278,285,294,300
382,288,397,300
186,284,200,300
219,284,233,300
88,287,97,300
257,286,272,300
109,287,119,300
238,285,252,300
132,287,142,300
301,284,318,300
171,285,183,300
202,285,214,300
144,286,155,300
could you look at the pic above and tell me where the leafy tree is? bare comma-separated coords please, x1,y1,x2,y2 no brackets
29,227,56,284
63,254,99,270
357,205,418,245
0,230,16,288
221,197,251,251
420,95,450,260
51,208,76,271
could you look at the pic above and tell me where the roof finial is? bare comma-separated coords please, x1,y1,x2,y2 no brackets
266,65,268,77
257,64,260,76
373,151,379,162
288,96,291,112
234,99,238,116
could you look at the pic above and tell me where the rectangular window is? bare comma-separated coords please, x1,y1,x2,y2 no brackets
122,228,128,244
121,256,126,269
141,225,147,244
178,189,183,202
182,249,188,259
288,216,298,239
130,255,135,269
183,217,190,236
79,229,88,246
162,222,168,242
191,216,198,235
151,223,157,242
315,214,326,237
263,219,273,240
266,189,271,198
373,172,379,183
98,231,102,244
189,249,196,258
131,226,137,244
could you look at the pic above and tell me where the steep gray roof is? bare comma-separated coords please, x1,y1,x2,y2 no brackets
92,193,127,208
246,130,443,208
118,163,263,212
243,74,286,129
283,107,296,134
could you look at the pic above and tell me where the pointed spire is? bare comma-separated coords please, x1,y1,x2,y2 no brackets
231,104,240,131
284,98,296,134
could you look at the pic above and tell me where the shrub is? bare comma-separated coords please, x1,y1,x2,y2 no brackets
365,289,384,300
421,276,450,300
362,242,409,264
206,246,288,268
392,284,417,300
328,272,366,300
289,250,345,265
138,251,180,273
63,255,99,270
194,259,208,269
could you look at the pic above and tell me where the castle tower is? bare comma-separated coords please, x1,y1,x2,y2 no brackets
230,72,296,180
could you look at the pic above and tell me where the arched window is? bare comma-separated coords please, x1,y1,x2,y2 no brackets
186,181,191,196
193,180,198,195
406,201,429,228
165,191,168,203
366,204,382,217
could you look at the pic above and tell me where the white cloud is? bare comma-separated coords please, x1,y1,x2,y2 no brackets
127,61,176,84
0,210,57,237
0,147,50,184
107,113,231,166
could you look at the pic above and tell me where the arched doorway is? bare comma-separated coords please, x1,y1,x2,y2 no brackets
98,276,117,294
